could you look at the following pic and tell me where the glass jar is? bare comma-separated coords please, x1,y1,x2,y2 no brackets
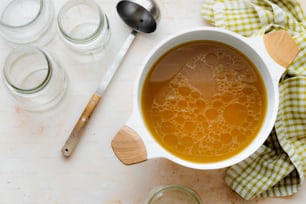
0,0,56,46
145,185,202,204
2,46,68,112
57,0,111,55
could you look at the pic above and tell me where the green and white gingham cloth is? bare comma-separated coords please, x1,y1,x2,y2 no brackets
201,0,306,200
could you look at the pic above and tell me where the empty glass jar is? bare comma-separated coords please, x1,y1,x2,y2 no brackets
0,0,56,46
57,0,111,54
145,185,202,204
2,46,68,111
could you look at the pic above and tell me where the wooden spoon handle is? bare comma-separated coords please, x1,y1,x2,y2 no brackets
264,30,299,68
62,93,101,157
111,126,147,165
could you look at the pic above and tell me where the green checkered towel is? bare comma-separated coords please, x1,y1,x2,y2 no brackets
201,0,306,200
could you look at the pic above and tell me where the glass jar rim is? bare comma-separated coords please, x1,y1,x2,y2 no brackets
57,0,105,44
3,46,52,94
147,184,202,204
0,0,44,29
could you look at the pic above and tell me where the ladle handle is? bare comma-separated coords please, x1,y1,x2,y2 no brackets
61,30,138,157
97,30,137,94
111,126,148,165
62,93,101,157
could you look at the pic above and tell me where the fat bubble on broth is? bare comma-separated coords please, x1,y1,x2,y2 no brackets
141,41,267,163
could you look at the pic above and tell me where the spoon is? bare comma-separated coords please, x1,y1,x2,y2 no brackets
61,0,160,157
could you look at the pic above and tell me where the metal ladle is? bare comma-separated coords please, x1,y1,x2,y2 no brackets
61,0,161,157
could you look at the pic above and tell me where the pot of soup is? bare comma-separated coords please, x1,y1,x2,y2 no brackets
111,27,298,169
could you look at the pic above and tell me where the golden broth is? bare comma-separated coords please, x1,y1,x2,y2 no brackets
141,41,267,163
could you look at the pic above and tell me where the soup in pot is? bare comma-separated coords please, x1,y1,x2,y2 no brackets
141,41,267,163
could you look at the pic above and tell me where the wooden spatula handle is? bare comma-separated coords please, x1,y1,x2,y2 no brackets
111,126,147,165
62,93,101,157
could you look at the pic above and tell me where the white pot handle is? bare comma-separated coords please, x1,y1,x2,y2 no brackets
247,30,298,82
111,110,165,165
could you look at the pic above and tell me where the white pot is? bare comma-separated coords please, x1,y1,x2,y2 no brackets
112,27,297,170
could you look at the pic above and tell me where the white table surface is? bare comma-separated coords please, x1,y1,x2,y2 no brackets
1,0,306,203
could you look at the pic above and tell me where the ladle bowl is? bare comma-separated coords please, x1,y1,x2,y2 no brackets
117,0,160,33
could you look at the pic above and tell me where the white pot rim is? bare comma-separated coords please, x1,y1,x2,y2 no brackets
128,27,282,170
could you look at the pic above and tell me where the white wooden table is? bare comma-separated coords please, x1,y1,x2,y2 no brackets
0,0,306,203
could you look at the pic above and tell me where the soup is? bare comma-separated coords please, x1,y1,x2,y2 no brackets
141,41,267,163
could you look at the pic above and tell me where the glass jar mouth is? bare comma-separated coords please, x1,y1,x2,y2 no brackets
3,47,52,94
57,0,105,44
0,0,44,29
147,185,202,204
